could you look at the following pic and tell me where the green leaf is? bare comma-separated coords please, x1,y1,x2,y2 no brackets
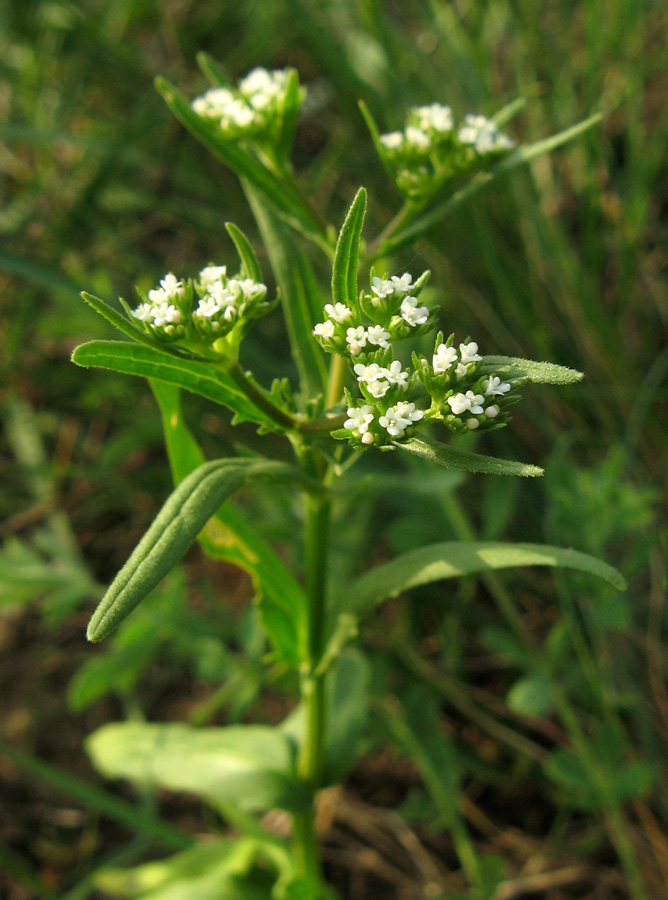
344,541,626,619
71,340,272,428
80,291,172,350
151,382,306,667
155,77,325,244
196,52,233,89
358,101,398,186
480,356,583,385
87,722,310,812
245,186,328,398
87,458,311,642
322,650,370,784
225,222,262,282
506,675,555,717
276,68,302,162
379,114,603,256
331,188,366,316
396,436,544,477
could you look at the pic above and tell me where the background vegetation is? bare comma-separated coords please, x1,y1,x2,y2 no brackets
1,0,666,898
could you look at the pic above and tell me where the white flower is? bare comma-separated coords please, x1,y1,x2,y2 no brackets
147,287,168,304
344,405,374,434
371,276,394,298
466,418,480,430
380,131,403,150
405,126,431,151
160,273,184,297
455,363,468,379
433,343,458,373
223,100,255,128
229,278,265,300
346,326,368,354
485,405,499,418
324,302,353,323
366,379,391,398
379,401,423,438
240,68,286,99
366,325,391,348
400,295,429,326
361,432,375,445
196,297,224,318
383,360,410,389
458,114,514,154
131,303,154,322
465,391,485,414
191,88,235,117
199,265,227,285
390,273,413,294
459,341,482,364
152,303,181,327
415,103,453,133
484,376,511,396
314,320,335,339
353,362,384,383
447,392,471,415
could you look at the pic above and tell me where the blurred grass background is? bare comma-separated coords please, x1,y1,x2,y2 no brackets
1,1,667,898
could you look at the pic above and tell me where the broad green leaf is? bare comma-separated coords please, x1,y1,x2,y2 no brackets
379,114,603,256
246,186,328,398
151,382,306,667
331,187,366,316
87,458,312,642
322,650,370,784
396,437,544,477
225,222,262,282
155,77,325,244
343,541,626,618
480,356,583,385
87,722,310,812
71,340,274,428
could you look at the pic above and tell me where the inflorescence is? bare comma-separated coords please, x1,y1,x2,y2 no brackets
375,103,515,199
130,265,272,350
312,270,520,448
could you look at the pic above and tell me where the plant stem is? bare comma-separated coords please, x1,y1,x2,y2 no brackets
224,360,298,431
293,482,332,894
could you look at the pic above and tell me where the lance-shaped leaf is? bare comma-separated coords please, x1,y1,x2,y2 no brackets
332,187,366,316
396,436,544,477
87,458,313,642
225,222,262,282
80,291,177,351
343,541,626,619
151,382,306,667
246,186,328,399
71,340,275,428
87,722,310,812
377,113,603,257
480,355,583,385
156,77,325,245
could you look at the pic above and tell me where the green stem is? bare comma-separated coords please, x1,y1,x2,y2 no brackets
365,199,423,260
325,354,348,411
224,360,297,431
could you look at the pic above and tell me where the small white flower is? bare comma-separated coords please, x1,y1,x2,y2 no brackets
199,265,227,285
147,287,168,304
152,303,181,327
433,343,458,373
314,320,335,339
465,391,485,414
160,273,184,297
366,379,391,398
240,68,285,98
459,341,482,364
380,131,403,150
131,303,154,322
344,405,374,434
455,362,468,379
346,326,368,355
371,276,394,298
447,392,471,415
223,100,255,128
366,325,391,348
395,401,423,424
400,295,429,326
484,376,511,396
405,126,431,151
383,360,410,389
361,432,375,445
379,401,423,438
415,103,453,133
196,297,223,319
390,273,413,294
466,418,480,430
485,405,499,418
324,302,353,323
353,362,384,383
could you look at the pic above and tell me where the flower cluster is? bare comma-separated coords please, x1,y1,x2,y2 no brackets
130,265,271,348
314,271,520,448
191,67,304,145
375,103,515,199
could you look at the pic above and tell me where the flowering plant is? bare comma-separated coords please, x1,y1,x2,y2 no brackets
72,60,622,900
